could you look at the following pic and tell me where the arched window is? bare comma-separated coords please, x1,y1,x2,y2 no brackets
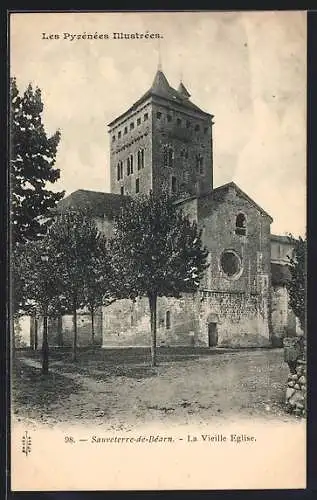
117,161,123,181
166,311,171,330
130,154,133,174
137,149,145,170
235,213,247,236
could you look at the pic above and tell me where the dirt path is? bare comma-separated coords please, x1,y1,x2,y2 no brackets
13,350,297,430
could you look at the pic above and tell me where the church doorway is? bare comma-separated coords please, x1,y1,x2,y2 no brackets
208,322,218,347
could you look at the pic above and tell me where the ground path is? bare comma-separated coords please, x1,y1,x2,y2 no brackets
12,348,298,430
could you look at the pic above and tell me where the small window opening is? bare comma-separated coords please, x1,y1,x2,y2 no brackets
171,176,177,194
166,311,171,329
235,213,247,236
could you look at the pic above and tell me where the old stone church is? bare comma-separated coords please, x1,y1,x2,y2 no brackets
22,68,301,350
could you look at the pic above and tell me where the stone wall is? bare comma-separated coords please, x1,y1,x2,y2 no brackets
35,309,103,348
109,101,153,196
102,289,270,349
285,358,306,417
271,284,297,346
198,291,270,347
151,97,213,197
102,295,199,348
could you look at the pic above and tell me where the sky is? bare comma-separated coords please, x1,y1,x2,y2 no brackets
10,11,306,237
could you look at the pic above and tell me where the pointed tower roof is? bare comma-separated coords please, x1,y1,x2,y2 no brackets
177,81,191,99
150,69,174,96
108,68,212,127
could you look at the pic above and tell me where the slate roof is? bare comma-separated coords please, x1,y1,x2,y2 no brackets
271,262,292,286
108,69,211,127
56,189,130,219
177,81,191,99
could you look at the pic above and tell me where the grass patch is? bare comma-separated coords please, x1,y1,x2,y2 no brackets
12,358,83,417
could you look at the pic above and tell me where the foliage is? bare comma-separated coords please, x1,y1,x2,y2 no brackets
112,192,209,299
83,234,117,343
14,237,64,373
10,77,65,246
13,238,63,315
111,191,209,365
287,235,306,332
47,210,116,357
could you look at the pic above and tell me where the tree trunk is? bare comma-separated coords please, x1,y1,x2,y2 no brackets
91,307,95,345
42,314,49,375
30,316,35,350
148,294,157,367
72,301,77,362
34,317,38,350
57,314,63,346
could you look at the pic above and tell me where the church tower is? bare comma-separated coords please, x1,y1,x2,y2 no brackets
108,68,214,198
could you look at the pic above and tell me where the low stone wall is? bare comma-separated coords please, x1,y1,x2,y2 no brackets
285,357,306,417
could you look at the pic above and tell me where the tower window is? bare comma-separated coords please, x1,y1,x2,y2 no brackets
177,118,182,126
144,113,148,121
171,176,177,194
196,154,204,174
124,126,128,135
195,124,200,132
130,154,134,174
235,213,247,236
163,146,174,167
127,155,134,176
135,178,140,194
167,115,172,122
120,186,124,195
156,111,162,119
166,311,171,330
138,148,145,170
130,122,134,130
118,131,122,139
137,117,141,126
112,135,116,142
117,161,123,180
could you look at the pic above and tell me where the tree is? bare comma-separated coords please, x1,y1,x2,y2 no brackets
287,235,306,333
112,191,209,366
83,236,117,345
15,238,63,374
48,210,111,360
10,77,65,246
